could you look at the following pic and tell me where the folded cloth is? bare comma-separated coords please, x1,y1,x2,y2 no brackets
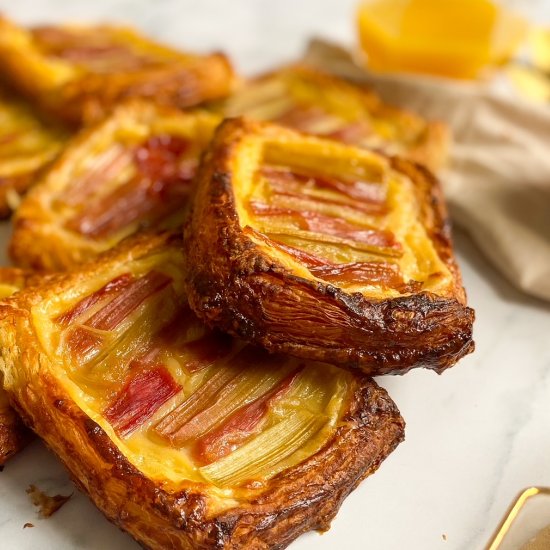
303,39,550,302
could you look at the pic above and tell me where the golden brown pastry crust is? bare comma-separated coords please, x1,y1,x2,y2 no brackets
0,267,32,290
10,100,220,271
217,64,448,172
0,17,236,126
0,396,29,466
184,118,474,376
0,267,39,465
0,87,67,217
0,231,405,549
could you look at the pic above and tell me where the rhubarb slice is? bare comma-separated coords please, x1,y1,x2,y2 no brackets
65,135,196,239
156,362,291,446
32,26,164,72
104,365,181,437
56,273,134,326
243,226,416,289
59,145,135,207
66,271,172,359
249,201,401,254
75,271,171,333
200,411,323,487
193,367,302,465
262,165,386,204
154,366,243,440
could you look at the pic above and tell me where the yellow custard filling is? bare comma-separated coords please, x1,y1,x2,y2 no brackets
232,133,452,299
222,69,430,155
33,107,218,252
0,91,65,179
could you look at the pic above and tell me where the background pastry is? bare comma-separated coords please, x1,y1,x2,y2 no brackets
217,65,448,172
0,16,236,126
10,101,219,270
0,87,66,217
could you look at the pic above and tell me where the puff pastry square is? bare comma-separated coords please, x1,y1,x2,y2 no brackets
0,16,236,125
184,118,475,376
218,65,448,172
10,100,219,270
0,87,66,217
0,230,404,549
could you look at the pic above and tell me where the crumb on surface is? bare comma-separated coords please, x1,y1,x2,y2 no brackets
26,484,72,518
442,533,447,541
23,522,34,529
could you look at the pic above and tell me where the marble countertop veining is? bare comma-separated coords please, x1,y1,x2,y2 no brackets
1,1,550,549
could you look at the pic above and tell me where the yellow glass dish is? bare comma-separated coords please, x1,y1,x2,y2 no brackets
357,0,527,79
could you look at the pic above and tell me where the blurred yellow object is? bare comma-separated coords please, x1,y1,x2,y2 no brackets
507,65,550,103
506,28,550,103
531,28,550,72
357,0,527,79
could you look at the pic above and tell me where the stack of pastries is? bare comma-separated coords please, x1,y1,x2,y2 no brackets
0,15,474,550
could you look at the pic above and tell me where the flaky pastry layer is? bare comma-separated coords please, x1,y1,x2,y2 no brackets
0,267,41,464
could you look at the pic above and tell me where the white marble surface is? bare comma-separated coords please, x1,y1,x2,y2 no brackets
1,1,550,549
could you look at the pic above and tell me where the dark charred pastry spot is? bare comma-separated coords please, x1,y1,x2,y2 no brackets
83,417,144,478
153,490,191,529
351,384,403,428
210,171,234,205
218,227,236,253
209,517,238,549
229,309,259,341
84,417,104,437
166,231,184,248
186,494,209,524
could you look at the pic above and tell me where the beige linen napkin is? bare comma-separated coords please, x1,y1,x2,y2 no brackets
303,39,550,302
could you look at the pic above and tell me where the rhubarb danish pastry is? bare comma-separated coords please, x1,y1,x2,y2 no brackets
10,101,219,270
0,87,66,217
184,118,474,375
218,65,448,171
0,16,236,125
0,230,404,549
